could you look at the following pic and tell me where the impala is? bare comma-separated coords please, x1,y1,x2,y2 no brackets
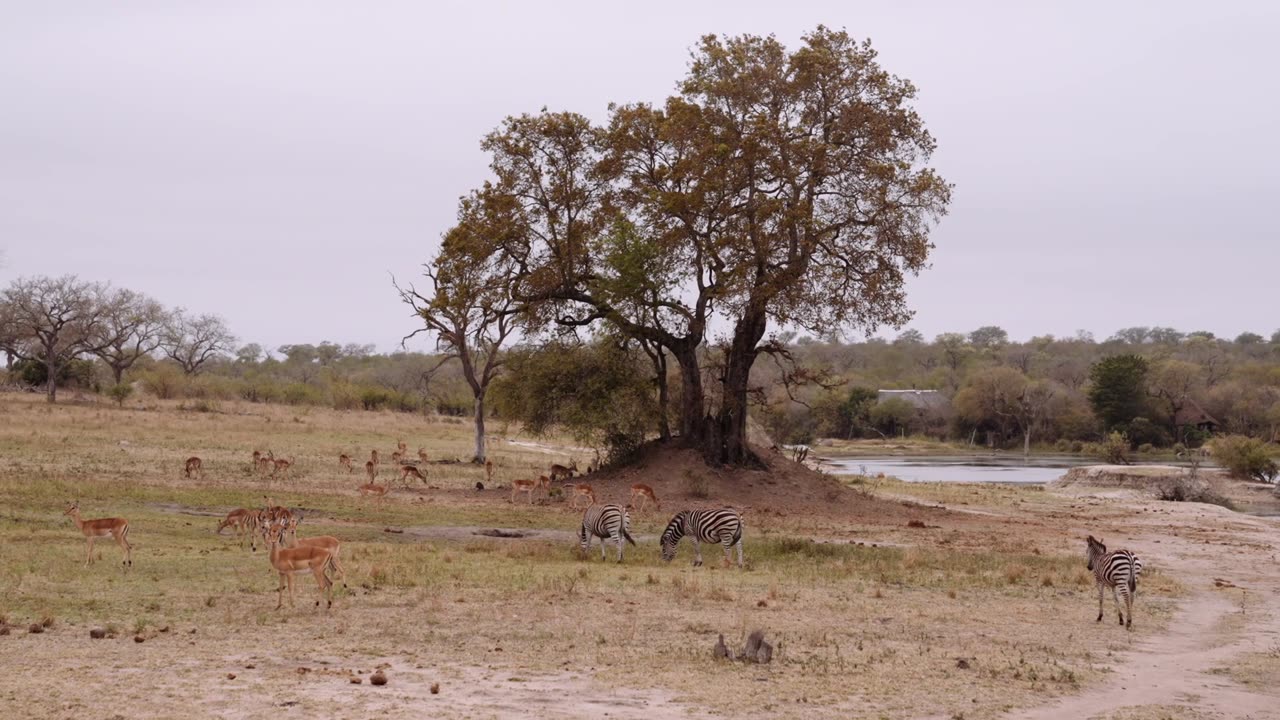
358,479,389,499
418,447,429,464
255,452,273,475
283,516,345,583
64,501,132,567
510,475,550,504
270,454,294,479
397,439,408,455
184,456,203,479
400,465,426,483
629,483,660,514
549,460,578,482
370,449,380,466
364,459,378,483
338,454,354,473
391,450,403,465
217,508,263,550
264,525,336,610
567,483,596,510
484,459,494,484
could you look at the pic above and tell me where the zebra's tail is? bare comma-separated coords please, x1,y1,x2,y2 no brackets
1127,557,1137,594
622,526,636,547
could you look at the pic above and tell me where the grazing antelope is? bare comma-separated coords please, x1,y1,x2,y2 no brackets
264,525,335,610
484,459,494,484
400,464,426,484
184,456,203,479
261,496,293,525
629,483,660,514
358,479,389,500
283,516,345,583
364,459,378,483
255,452,273,475
370,449,380,467
510,475,550,504
64,501,132,567
391,450,403,465
270,454,293,479
418,447,429,463
567,483,596,511
549,460,578,482
338,453,354,473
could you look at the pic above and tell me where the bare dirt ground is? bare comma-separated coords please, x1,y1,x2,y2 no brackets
1,395,1278,719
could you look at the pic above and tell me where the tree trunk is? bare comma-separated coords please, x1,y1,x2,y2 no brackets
671,345,705,445
1023,427,1031,456
45,358,57,403
112,365,124,385
655,349,671,441
708,308,769,467
473,393,486,462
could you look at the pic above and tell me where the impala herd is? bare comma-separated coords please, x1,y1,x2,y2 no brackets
63,440,742,613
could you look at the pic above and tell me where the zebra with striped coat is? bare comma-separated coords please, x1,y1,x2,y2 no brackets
660,509,744,568
579,504,635,563
1085,535,1141,629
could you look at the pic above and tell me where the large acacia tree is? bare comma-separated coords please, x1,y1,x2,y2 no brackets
1,275,109,403
450,27,950,466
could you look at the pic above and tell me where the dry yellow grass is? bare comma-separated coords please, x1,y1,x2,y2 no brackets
0,394,1196,719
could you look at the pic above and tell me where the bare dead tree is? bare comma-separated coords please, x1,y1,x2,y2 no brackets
93,289,169,384
1,275,109,403
161,311,236,375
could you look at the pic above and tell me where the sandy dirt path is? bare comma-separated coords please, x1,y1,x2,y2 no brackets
1009,506,1280,720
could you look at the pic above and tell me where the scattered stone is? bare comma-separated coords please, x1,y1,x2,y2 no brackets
430,682,440,695
350,677,362,685
90,628,107,639
757,600,768,608
296,667,310,675
245,663,256,669
28,624,44,634
370,671,387,686
956,658,971,670
134,635,145,643
226,673,236,680
159,626,170,633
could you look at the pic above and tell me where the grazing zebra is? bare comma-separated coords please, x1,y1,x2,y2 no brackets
1085,535,1141,629
579,504,635,563
660,509,744,568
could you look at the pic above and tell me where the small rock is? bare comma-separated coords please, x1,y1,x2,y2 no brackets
956,658,971,670
0,627,10,636
159,626,170,633
245,663,256,669
134,635,145,643
28,624,44,634
90,628,107,639
370,671,387,686
226,673,236,680
350,677,362,685
430,682,440,695
757,600,768,608
296,667,310,675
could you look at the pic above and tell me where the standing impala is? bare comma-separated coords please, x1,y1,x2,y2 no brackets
183,456,203,479
567,483,596,510
549,460,578,482
510,475,550,504
64,501,132,567
283,516,345,583
264,525,336,610
628,483,660,515
338,453,354,473
418,447,429,464
400,464,426,484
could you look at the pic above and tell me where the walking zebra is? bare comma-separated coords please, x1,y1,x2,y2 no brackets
1085,535,1141,629
660,509,744,568
579,504,635,563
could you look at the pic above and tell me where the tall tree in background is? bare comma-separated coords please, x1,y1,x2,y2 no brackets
480,28,950,467
93,289,168,384
398,204,518,463
1088,354,1150,432
0,275,108,403
162,311,237,375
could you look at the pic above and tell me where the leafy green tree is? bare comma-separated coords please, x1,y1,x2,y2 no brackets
1088,355,1150,431
968,326,1008,350
1147,359,1203,441
1235,332,1264,345
870,397,916,437
1,275,110,403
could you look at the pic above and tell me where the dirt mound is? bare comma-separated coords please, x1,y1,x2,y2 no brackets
1051,465,1216,497
577,440,939,523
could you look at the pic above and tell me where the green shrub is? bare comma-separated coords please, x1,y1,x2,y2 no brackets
1209,435,1279,483
138,365,186,400
1137,443,1154,454
107,383,134,407
1085,432,1130,465
1054,438,1072,452
282,383,323,406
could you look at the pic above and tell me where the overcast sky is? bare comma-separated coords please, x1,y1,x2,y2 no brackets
2,1,1277,353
